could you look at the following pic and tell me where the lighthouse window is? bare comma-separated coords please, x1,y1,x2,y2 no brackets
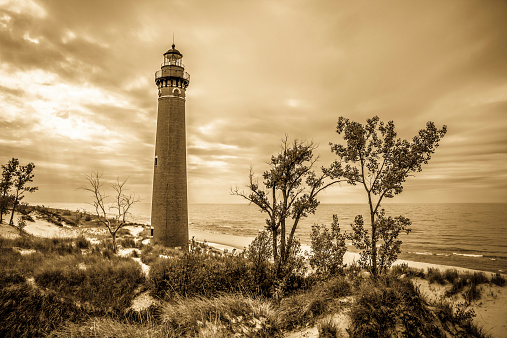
173,88,181,94
154,156,158,166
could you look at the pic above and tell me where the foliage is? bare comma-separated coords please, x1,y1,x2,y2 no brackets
81,171,139,253
0,158,38,226
245,230,276,296
0,158,18,223
327,116,446,276
309,214,347,277
232,137,342,274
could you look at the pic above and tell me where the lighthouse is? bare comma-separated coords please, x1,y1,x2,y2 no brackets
151,43,190,248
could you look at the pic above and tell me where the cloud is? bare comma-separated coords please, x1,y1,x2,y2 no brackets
0,0,506,204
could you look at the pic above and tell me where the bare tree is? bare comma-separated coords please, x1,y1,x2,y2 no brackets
82,171,139,253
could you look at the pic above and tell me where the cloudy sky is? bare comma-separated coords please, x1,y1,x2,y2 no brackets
1,0,506,205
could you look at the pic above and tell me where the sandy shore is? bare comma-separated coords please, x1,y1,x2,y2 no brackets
191,229,503,277
2,212,501,277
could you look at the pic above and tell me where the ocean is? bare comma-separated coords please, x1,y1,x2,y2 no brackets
39,202,507,274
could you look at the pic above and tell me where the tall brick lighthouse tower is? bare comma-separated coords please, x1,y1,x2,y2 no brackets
151,43,190,248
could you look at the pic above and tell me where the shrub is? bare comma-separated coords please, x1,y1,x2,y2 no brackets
443,269,459,284
349,276,442,337
447,277,469,296
120,237,137,248
34,254,145,313
308,215,347,277
491,274,505,287
446,272,491,297
74,235,89,249
427,268,446,285
463,282,481,305
0,282,84,337
140,244,184,265
148,249,254,300
21,214,34,222
470,272,489,285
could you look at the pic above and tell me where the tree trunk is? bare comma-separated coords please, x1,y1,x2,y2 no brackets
272,227,278,263
9,200,17,226
370,209,377,277
112,231,117,253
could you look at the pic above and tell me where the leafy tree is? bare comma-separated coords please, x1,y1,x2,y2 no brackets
82,171,139,253
327,116,446,277
232,137,342,274
0,158,19,223
8,161,37,226
309,215,347,277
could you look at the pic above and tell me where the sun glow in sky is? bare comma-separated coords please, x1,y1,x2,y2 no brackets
1,0,506,204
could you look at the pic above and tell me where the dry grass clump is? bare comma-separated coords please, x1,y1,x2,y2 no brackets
47,317,169,338
159,293,275,337
273,276,352,331
390,263,425,278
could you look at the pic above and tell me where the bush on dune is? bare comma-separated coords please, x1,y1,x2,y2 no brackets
0,282,85,338
349,276,442,337
34,254,145,314
349,275,489,338
148,250,255,300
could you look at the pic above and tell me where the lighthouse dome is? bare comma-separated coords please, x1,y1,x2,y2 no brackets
164,44,182,58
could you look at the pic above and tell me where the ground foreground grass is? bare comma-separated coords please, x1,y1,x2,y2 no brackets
0,209,500,337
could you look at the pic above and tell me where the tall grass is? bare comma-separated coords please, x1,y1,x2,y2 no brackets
0,282,85,338
273,276,351,331
34,254,145,314
0,236,85,255
159,293,275,337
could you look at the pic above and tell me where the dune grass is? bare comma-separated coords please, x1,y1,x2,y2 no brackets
0,217,500,337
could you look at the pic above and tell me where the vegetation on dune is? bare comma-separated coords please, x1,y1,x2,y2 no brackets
0,224,495,337
1,117,497,337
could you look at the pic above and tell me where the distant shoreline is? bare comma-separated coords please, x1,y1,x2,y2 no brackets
16,203,507,275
